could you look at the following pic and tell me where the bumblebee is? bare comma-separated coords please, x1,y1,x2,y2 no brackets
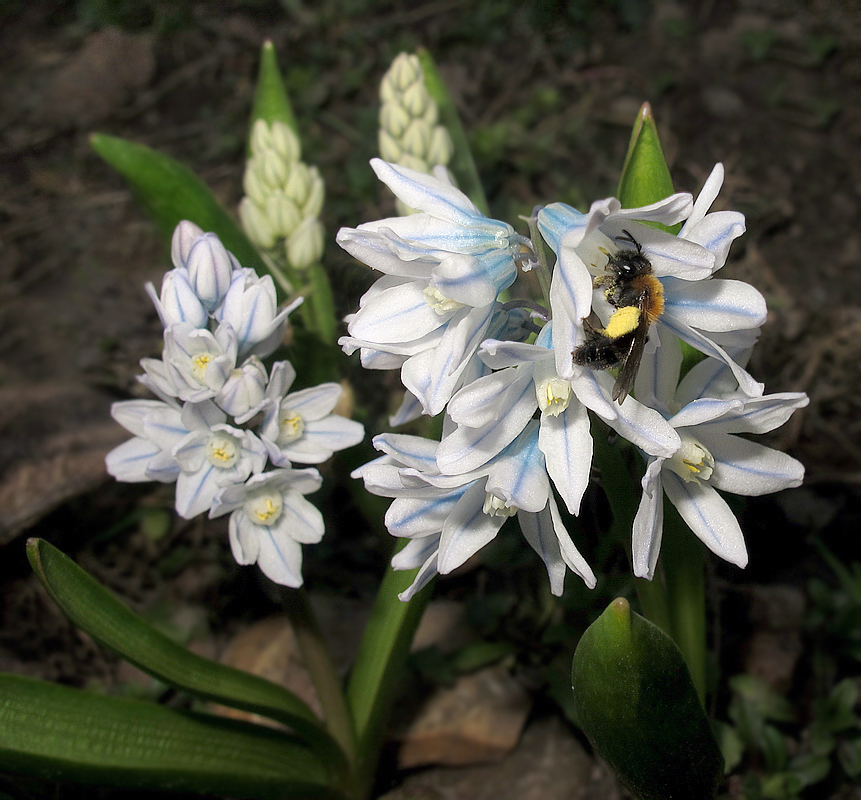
572,230,664,403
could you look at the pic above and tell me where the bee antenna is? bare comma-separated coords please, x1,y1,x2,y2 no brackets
617,229,642,252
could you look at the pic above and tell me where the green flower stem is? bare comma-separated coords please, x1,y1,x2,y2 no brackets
346,541,434,799
660,502,708,705
590,419,672,636
283,589,357,775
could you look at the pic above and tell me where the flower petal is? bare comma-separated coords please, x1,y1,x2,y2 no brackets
702,432,805,496
631,457,665,579
539,400,592,515
437,481,505,574
662,472,748,568
517,503,566,595
663,278,766,332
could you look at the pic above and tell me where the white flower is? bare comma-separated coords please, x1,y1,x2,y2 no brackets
630,340,807,579
171,403,268,519
436,322,680,516
258,361,365,465
537,164,764,396
354,424,595,601
170,220,205,269
210,469,324,587
215,268,302,359
148,322,238,403
338,159,526,415
105,398,186,483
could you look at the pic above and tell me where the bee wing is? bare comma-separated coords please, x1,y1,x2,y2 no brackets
611,295,651,403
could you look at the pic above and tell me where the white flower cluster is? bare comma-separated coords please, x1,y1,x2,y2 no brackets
107,221,364,587
341,160,807,600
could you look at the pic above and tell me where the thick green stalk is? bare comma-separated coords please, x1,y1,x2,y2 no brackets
660,502,707,704
284,589,357,775
346,542,434,799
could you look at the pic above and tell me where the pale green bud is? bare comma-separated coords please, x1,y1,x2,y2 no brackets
388,52,422,93
379,129,403,162
265,191,301,238
380,102,410,139
287,217,325,270
259,149,290,190
243,160,269,206
270,121,300,164
250,118,273,155
239,197,277,250
399,153,429,173
402,119,431,158
284,161,312,208
401,81,430,117
427,127,454,166
303,168,325,220
421,102,439,128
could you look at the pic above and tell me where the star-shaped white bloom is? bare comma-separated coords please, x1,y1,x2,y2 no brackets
436,322,681,517
354,424,596,601
629,339,807,579
258,361,365,465
210,469,324,587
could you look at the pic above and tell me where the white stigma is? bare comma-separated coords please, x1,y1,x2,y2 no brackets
536,377,572,416
667,435,715,485
244,492,284,527
423,285,464,315
206,432,240,468
483,493,517,518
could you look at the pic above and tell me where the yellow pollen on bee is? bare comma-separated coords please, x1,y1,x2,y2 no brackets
603,305,641,338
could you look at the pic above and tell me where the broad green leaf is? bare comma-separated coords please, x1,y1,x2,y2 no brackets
571,598,724,800
417,48,489,216
0,673,342,799
617,102,676,213
26,538,346,774
90,133,268,275
250,40,298,136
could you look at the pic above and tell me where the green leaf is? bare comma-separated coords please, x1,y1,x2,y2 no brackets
713,720,745,773
0,673,342,799
250,40,298,135
417,48,489,216
838,737,861,777
571,598,724,800
617,102,676,213
90,133,268,275
26,539,346,774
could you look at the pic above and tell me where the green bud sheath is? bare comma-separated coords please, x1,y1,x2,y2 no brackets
571,598,723,800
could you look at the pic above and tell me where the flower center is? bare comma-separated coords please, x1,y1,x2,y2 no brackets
277,408,305,445
483,493,518,518
191,351,215,382
536,377,571,416
205,432,240,468
423,285,464,315
244,492,284,527
667,435,715,485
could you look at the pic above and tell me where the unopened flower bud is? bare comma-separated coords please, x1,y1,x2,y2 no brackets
284,161,312,207
239,197,277,250
171,220,204,269
265,191,302,238
270,121,300,164
287,217,324,271
250,118,273,155
379,129,403,163
215,356,268,422
149,268,208,329
186,232,234,311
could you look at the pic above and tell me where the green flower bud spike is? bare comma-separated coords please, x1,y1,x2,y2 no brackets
571,598,724,800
